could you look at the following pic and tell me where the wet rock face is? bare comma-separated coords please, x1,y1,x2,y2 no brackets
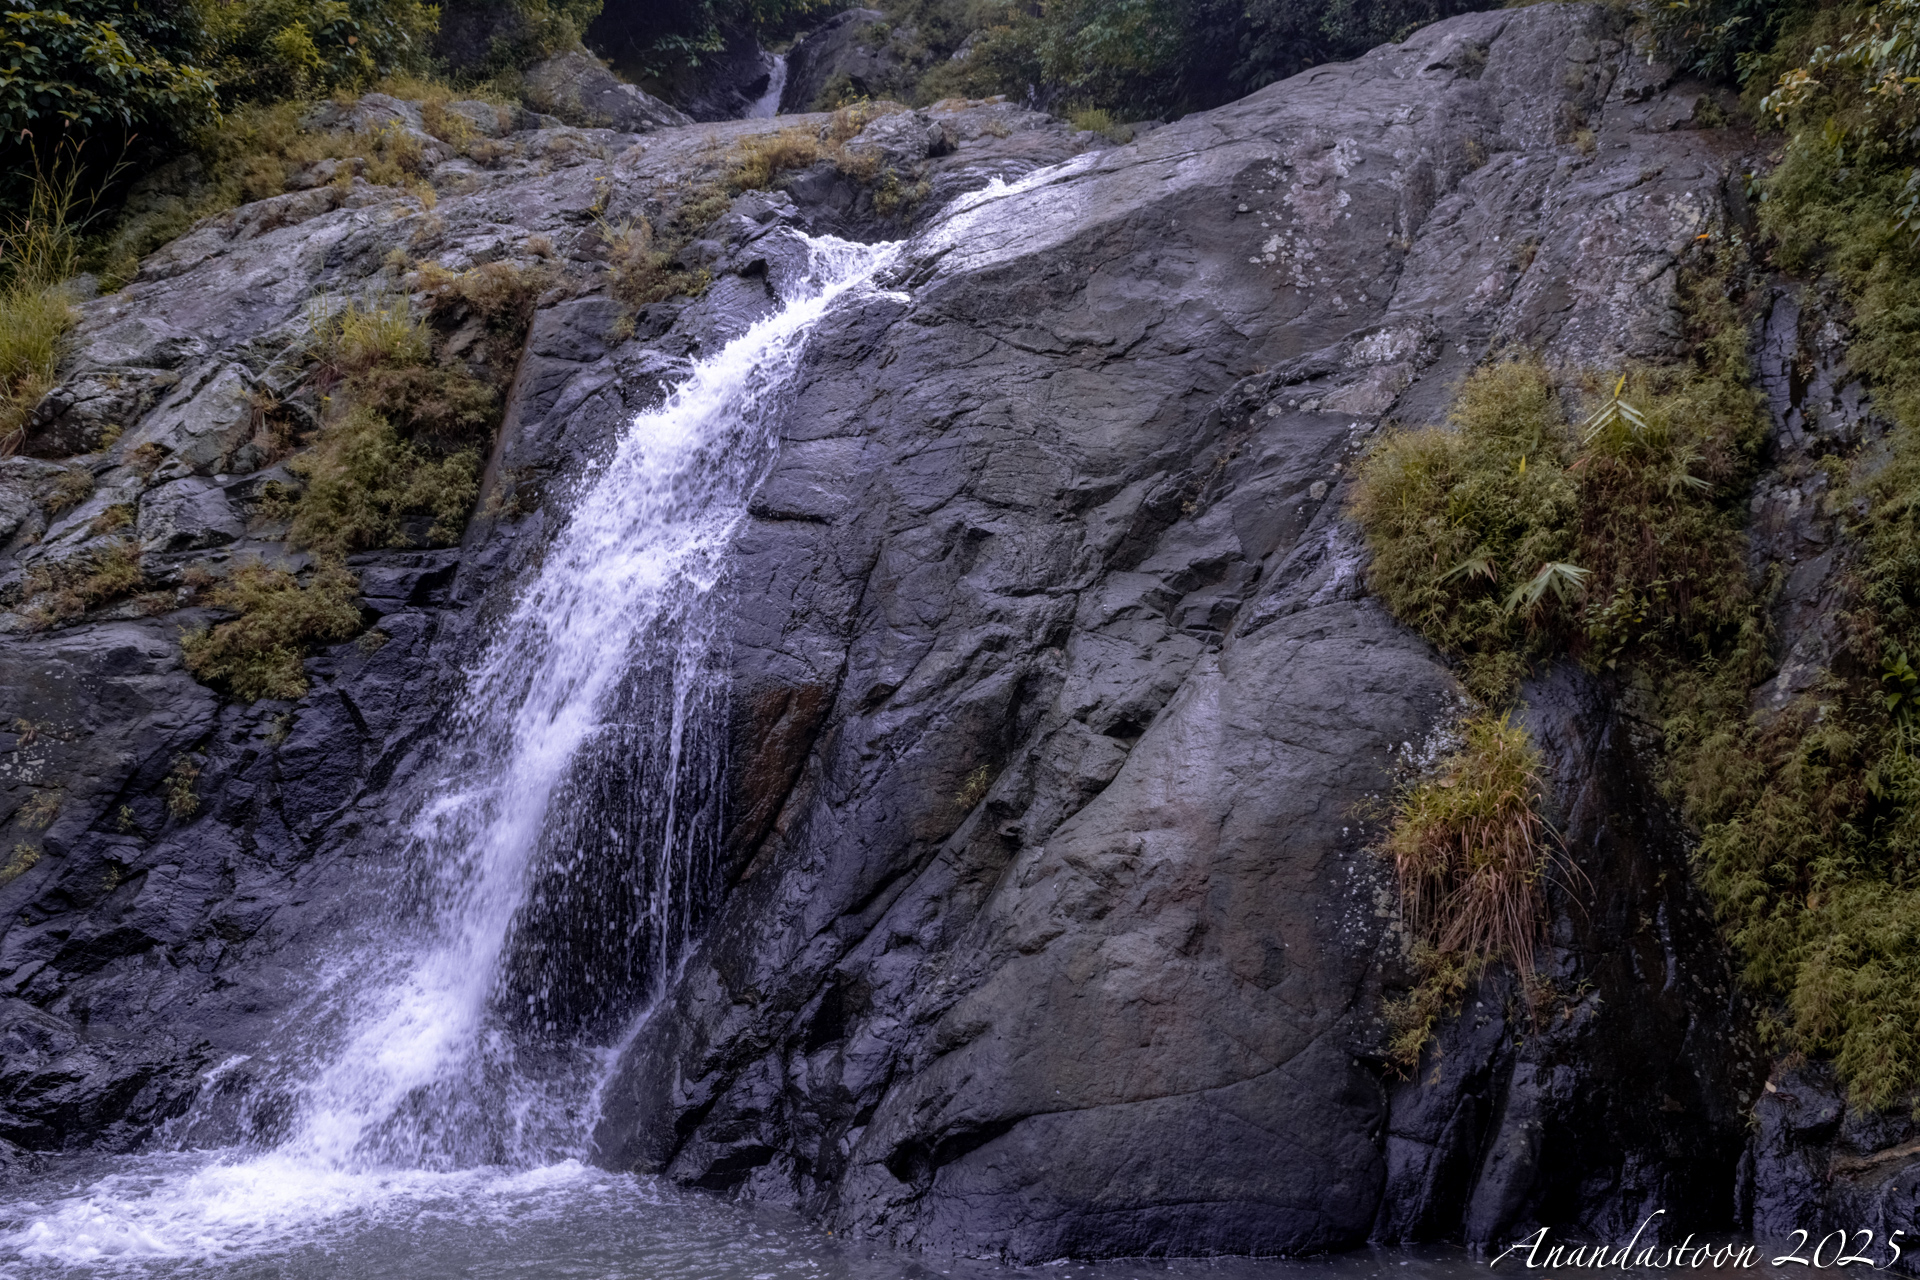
779,9,897,113
521,52,694,132
591,2,1772,1260
669,30,783,122
0,0,1827,1258
0,97,1083,1160
1745,1064,1920,1261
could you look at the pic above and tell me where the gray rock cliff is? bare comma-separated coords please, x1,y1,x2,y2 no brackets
1,0,1898,1261
592,3,1772,1259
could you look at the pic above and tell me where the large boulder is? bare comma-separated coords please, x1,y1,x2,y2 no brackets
522,51,693,132
779,9,901,113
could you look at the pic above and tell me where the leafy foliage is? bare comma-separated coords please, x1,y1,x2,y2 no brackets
1759,0,1920,238
1621,0,1920,1111
1648,0,1797,79
194,0,439,105
0,0,218,162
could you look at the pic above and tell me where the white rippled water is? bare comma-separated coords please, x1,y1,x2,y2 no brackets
0,234,903,1276
270,233,906,1175
0,1147,1503,1280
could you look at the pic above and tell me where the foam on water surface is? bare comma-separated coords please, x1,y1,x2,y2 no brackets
0,1151,1500,1280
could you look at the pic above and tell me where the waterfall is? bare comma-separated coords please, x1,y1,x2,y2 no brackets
0,227,905,1280
265,233,897,1172
747,52,788,117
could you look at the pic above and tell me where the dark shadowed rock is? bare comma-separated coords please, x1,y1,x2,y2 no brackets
780,10,896,113
672,29,784,122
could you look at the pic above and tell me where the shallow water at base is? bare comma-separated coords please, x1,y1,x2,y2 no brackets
0,1153,1811,1280
0,1153,1493,1280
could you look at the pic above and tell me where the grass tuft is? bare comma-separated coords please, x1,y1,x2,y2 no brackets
0,153,87,455
163,755,201,817
180,561,363,701
21,540,145,628
1384,712,1554,978
15,789,61,830
1,843,39,884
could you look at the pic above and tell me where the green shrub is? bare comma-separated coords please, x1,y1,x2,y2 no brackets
445,0,605,81
1355,11,1920,1104
1352,245,1779,1079
96,103,448,285
282,290,497,553
418,258,549,329
350,363,498,445
0,0,218,193
1353,267,1763,706
592,0,827,81
1352,357,1578,703
310,294,432,373
194,0,438,105
1066,106,1133,141
289,406,482,554
180,561,362,700
1383,944,1480,1072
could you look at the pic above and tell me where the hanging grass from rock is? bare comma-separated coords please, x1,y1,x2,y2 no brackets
1385,712,1553,978
1377,712,1556,1072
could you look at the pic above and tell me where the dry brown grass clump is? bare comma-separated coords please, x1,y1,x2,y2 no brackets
21,540,145,629
725,101,906,194
1385,712,1554,977
597,217,710,309
418,259,549,330
1377,712,1560,1072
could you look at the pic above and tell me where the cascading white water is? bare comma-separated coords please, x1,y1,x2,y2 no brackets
747,52,788,117
277,232,899,1170
0,234,897,1269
